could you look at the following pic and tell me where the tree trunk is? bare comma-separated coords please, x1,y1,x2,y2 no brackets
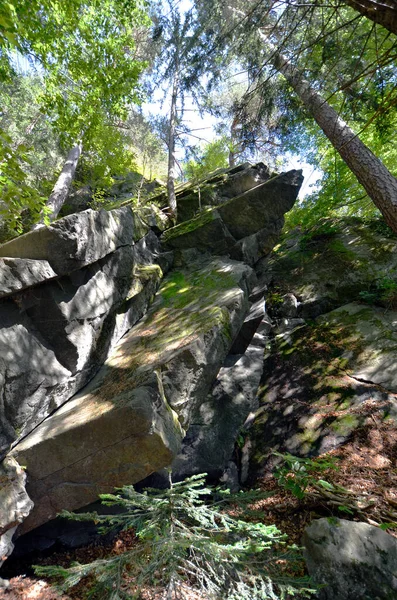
167,63,179,219
344,0,397,35
228,115,239,168
264,36,397,233
32,142,82,229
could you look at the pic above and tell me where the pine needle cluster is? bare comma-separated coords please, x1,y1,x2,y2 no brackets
35,473,315,599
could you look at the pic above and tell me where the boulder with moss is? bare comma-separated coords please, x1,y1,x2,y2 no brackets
257,217,397,318
0,160,303,562
150,162,271,223
10,255,255,534
248,301,397,477
162,170,303,265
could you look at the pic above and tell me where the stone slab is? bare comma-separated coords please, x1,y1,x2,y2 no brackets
172,341,264,480
10,256,254,534
0,457,33,565
218,170,303,240
0,258,57,299
162,209,237,255
0,207,147,275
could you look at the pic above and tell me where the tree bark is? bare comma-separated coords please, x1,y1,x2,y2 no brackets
32,142,82,229
263,35,397,233
167,63,179,218
228,115,239,167
344,0,397,35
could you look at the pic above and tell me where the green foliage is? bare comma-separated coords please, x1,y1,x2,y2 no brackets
273,452,339,500
1,0,150,143
359,276,397,309
126,111,168,181
298,220,340,249
35,473,315,599
184,137,229,181
0,0,150,235
0,127,45,235
77,121,137,193
379,522,397,531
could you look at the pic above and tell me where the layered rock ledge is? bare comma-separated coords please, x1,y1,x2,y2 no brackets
0,162,302,563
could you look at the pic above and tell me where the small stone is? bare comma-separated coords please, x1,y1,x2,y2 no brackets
0,577,10,590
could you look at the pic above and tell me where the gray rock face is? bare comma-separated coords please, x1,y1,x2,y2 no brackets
258,217,397,317
318,303,397,393
162,210,237,255
278,293,298,317
230,298,269,354
0,258,57,299
247,301,397,479
0,302,73,457
11,256,254,535
13,382,184,536
0,230,164,457
173,162,271,223
0,207,147,276
303,518,397,600
162,170,302,263
230,218,284,266
0,162,301,561
0,457,33,566
173,335,265,480
218,170,302,240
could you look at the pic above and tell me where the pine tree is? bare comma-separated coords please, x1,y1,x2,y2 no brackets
35,473,314,600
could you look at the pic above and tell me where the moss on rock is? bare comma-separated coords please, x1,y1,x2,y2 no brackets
248,303,397,479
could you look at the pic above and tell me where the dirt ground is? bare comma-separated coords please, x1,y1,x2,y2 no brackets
1,415,396,600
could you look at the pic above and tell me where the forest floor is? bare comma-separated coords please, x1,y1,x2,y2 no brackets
1,414,396,600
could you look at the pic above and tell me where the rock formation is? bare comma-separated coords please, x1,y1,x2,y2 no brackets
247,218,397,478
0,163,302,564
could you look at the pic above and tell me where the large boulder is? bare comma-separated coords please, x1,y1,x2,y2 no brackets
162,170,303,264
217,170,302,240
0,161,303,562
318,302,397,392
153,162,271,224
161,209,237,255
0,230,165,458
0,258,57,299
0,301,72,457
12,381,184,536
11,255,255,534
257,217,397,318
303,518,397,600
177,163,272,223
0,207,148,276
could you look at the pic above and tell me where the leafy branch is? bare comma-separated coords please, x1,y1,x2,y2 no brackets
35,472,315,599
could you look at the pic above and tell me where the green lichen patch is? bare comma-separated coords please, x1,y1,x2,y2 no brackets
124,264,163,302
161,208,216,243
265,217,397,306
96,258,249,410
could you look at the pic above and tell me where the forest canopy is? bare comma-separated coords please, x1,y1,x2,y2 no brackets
0,0,396,236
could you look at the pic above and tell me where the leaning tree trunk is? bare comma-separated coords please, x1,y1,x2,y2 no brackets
167,62,179,219
32,142,82,229
344,0,397,36
263,36,397,233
